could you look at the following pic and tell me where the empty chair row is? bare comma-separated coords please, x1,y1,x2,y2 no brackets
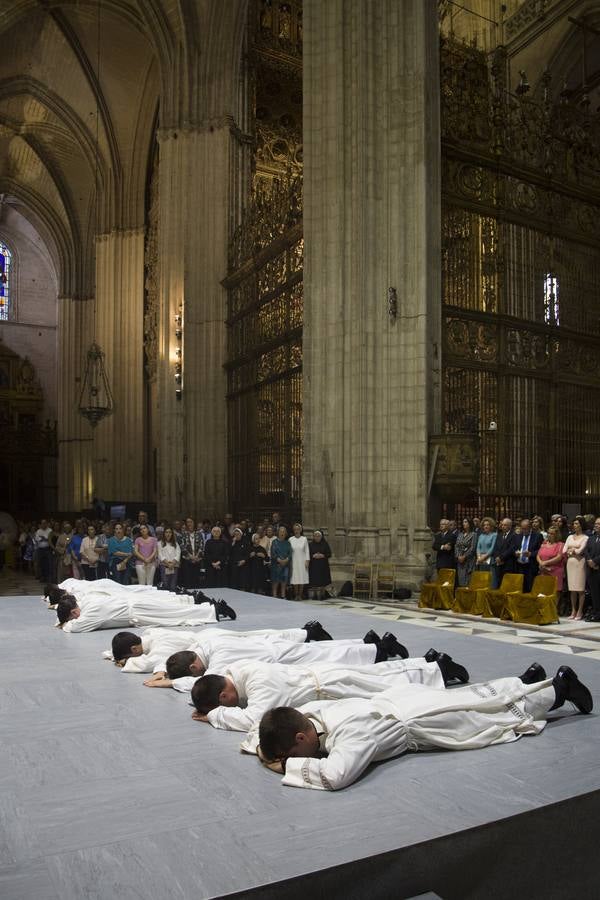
419,569,559,625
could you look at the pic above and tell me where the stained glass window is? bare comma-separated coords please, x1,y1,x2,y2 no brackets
0,241,11,321
543,273,559,326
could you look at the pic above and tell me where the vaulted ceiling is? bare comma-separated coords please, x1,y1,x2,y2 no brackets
0,0,248,298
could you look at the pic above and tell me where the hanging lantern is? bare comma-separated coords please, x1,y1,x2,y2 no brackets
78,342,114,427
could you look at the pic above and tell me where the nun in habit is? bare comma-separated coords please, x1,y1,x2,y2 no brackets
204,526,230,588
308,530,332,600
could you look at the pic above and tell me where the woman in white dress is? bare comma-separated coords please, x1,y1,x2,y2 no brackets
289,522,310,601
563,519,588,620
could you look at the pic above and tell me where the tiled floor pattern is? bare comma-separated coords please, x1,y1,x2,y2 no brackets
303,595,600,661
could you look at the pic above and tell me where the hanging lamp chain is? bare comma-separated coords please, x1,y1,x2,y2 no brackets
78,0,113,427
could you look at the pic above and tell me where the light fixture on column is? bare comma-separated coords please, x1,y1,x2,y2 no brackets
78,0,114,427
78,342,114,427
174,303,183,398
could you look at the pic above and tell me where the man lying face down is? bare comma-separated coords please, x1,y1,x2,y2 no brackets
255,665,593,791
143,626,421,691
52,589,235,633
110,622,334,673
188,650,473,731
107,623,322,671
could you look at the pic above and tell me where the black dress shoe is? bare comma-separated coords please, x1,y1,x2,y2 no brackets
551,665,593,714
363,630,382,645
520,662,546,684
303,621,333,642
381,632,409,660
214,599,237,621
424,647,440,664
435,652,469,685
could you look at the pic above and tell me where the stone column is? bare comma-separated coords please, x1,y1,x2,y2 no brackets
155,123,235,519
57,296,94,511
93,229,146,502
302,0,441,584
58,229,146,511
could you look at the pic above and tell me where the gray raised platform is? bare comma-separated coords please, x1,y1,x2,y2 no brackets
0,590,598,900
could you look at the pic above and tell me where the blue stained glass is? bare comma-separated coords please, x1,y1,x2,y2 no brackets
0,241,10,321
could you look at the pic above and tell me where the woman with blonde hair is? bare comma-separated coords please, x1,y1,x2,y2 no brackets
475,517,497,580
563,518,588,620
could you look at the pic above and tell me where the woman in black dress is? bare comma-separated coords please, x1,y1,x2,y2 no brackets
248,533,270,594
308,530,332,600
204,526,230,588
228,527,250,590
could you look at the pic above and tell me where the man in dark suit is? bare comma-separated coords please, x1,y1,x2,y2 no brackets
432,519,457,571
493,518,519,589
584,517,600,621
514,518,542,592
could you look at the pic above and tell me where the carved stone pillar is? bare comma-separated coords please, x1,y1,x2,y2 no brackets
156,123,235,519
58,229,146,511
57,297,94,511
302,0,441,584
93,229,145,502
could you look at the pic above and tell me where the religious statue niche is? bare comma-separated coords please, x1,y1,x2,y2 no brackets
439,32,600,519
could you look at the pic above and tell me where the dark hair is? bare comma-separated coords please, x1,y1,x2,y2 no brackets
190,675,226,714
462,517,475,532
56,595,78,625
166,650,198,679
44,583,66,604
111,632,142,661
259,707,308,761
161,527,176,547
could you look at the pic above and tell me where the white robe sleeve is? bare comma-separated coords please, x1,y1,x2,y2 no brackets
61,606,105,633
172,675,200,693
282,726,379,791
122,653,162,674
206,679,281,732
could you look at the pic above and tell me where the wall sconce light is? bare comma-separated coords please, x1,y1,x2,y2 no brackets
174,303,183,398
388,286,398,321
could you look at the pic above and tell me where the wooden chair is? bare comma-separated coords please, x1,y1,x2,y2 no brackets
374,562,395,600
503,575,559,625
452,570,491,616
353,563,373,600
480,573,524,619
419,568,456,610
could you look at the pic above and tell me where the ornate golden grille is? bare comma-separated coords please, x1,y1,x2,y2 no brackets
224,179,303,520
224,1,303,520
441,37,600,519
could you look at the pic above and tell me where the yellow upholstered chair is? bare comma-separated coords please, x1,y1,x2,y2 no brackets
374,562,396,601
353,563,373,600
452,571,492,615
503,575,559,625
480,573,524,619
419,568,456,610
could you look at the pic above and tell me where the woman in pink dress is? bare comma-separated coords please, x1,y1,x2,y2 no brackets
536,524,565,595
563,519,589,620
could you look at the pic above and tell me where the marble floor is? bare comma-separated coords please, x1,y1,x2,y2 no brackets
1,584,599,899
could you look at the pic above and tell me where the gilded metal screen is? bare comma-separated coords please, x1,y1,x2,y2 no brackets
224,181,303,519
440,38,600,519
224,0,303,520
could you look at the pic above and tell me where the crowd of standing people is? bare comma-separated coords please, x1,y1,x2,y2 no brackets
10,510,333,600
432,513,600,622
